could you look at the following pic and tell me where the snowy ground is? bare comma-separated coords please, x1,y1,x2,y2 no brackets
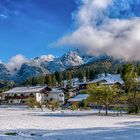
0,106,139,140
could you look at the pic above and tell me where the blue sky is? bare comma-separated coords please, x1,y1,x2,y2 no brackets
1,0,140,63
0,0,77,62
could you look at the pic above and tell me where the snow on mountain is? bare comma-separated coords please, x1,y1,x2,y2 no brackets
84,55,111,64
60,51,84,67
14,51,85,82
47,60,65,73
0,51,118,83
14,61,49,83
34,55,56,63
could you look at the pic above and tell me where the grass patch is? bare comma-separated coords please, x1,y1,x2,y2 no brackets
5,132,17,136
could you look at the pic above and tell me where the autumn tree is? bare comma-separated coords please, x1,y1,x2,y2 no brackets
87,84,120,115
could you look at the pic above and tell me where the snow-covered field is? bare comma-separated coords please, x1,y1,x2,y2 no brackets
0,107,139,140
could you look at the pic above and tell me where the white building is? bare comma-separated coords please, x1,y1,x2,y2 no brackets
45,89,64,105
1,86,64,105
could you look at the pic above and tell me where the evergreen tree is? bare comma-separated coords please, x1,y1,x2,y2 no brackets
66,72,72,88
89,70,95,80
31,77,39,86
86,68,90,81
55,71,63,85
121,64,138,92
62,71,67,80
45,75,52,87
137,64,140,76
121,64,139,114
51,75,57,87
38,76,45,85
78,70,84,82
25,78,32,86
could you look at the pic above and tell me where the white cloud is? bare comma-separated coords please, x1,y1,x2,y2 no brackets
56,0,140,61
6,54,28,73
0,14,8,19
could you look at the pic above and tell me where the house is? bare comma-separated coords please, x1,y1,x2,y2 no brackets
79,74,124,90
68,94,89,107
1,86,64,105
46,88,64,105
63,78,79,88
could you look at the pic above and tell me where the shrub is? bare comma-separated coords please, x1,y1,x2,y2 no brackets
71,104,78,110
27,97,37,109
36,102,43,111
5,132,17,136
49,100,59,111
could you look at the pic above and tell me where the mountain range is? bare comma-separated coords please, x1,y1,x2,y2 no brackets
0,51,117,83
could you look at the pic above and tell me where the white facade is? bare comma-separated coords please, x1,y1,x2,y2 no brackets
1,86,65,105
36,91,64,105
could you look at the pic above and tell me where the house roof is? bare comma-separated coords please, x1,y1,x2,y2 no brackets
79,74,124,85
2,86,47,94
50,88,63,94
68,94,89,102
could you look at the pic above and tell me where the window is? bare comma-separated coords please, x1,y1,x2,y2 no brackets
14,94,17,97
10,100,13,103
50,98,53,102
59,101,64,104
20,100,25,104
59,94,64,97
30,93,34,97
21,94,24,97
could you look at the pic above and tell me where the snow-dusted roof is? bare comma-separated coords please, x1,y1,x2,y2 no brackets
2,86,47,94
63,78,79,88
79,74,124,85
68,94,89,102
94,74,124,85
50,88,63,94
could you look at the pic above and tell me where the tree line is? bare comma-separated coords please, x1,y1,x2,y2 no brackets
23,58,123,87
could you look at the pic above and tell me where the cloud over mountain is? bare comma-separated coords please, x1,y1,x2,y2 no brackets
6,54,28,73
56,0,140,61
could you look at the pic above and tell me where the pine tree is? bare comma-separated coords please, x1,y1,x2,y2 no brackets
51,75,57,87
66,72,72,88
55,71,63,85
86,68,90,81
31,77,38,86
67,72,72,80
137,64,140,76
121,64,138,92
38,76,45,85
45,75,52,87
78,70,84,82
